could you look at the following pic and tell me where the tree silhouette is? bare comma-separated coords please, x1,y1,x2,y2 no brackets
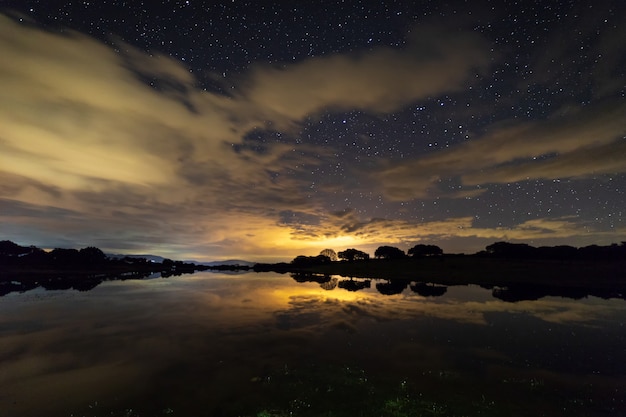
291,254,331,267
0,240,31,256
536,245,577,260
0,240,46,266
374,246,405,260
375,280,408,295
49,248,81,265
338,248,370,261
78,246,107,265
408,244,443,257
319,248,338,261
485,242,536,258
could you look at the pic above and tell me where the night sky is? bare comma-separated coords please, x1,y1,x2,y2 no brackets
1,1,624,262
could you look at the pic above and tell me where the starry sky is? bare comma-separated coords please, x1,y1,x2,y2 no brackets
1,1,625,262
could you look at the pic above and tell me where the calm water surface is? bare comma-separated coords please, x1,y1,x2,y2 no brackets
0,271,624,417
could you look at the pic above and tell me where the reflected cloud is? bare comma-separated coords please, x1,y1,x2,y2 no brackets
1,272,625,416
268,275,626,329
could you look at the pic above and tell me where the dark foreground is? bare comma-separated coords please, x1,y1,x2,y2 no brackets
1,271,624,417
3,256,625,300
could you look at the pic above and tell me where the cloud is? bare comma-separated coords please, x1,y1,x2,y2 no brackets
0,13,498,258
0,14,320,202
464,140,626,184
0,15,195,190
375,99,626,200
274,206,613,254
240,26,493,125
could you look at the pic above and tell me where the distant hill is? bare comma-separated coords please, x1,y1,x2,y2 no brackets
107,253,166,263
107,254,255,268
194,259,256,267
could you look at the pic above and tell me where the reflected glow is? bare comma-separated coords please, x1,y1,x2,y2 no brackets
272,284,365,304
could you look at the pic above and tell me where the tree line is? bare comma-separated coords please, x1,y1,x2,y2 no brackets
480,241,626,261
286,241,626,268
285,244,444,268
3,239,625,275
0,240,205,272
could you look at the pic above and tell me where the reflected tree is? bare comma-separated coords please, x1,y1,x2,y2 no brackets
492,285,593,302
410,282,447,297
291,272,332,284
375,280,408,295
320,277,339,290
338,278,371,292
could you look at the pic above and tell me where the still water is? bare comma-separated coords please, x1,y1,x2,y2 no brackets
0,271,624,417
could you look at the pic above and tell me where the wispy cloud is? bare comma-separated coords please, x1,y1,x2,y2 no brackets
273,207,617,255
374,100,626,200
241,26,492,124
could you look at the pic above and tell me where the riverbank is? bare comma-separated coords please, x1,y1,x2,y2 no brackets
269,256,626,292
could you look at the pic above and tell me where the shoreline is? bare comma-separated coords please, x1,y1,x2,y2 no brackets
2,256,625,300
257,256,626,292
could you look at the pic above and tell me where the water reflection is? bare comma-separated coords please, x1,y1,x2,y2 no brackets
0,272,624,416
289,271,624,302
491,284,624,302
3,269,624,304
411,282,448,297
0,269,188,296
338,277,371,292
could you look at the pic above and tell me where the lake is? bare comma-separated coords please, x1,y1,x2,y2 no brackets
0,271,624,416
